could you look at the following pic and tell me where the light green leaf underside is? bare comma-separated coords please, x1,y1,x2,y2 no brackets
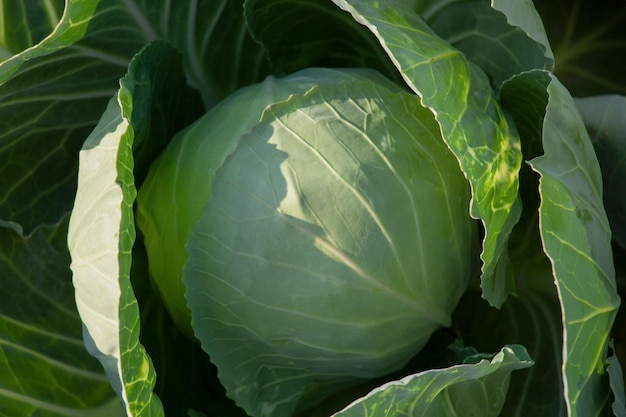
0,220,122,417
574,95,626,249
185,78,476,417
67,43,192,417
333,345,533,417
331,0,522,306
529,74,620,417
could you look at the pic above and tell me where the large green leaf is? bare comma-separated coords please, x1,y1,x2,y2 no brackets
243,0,399,81
0,0,269,236
332,0,522,307
457,289,566,416
184,75,477,417
332,345,532,417
0,218,122,416
574,95,626,249
416,0,553,88
532,76,620,416
501,70,621,416
68,41,201,416
607,343,626,417
0,0,63,60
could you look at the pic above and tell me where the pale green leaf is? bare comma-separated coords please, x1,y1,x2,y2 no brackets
332,0,522,306
332,345,533,417
575,95,626,249
68,41,199,417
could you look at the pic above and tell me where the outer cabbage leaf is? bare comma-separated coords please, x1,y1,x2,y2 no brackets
0,0,268,236
331,0,522,307
332,345,533,417
607,343,626,417
455,208,567,416
574,95,626,249
0,0,63,60
183,75,477,417
68,41,201,417
0,219,122,416
416,0,553,88
243,0,399,81
501,70,621,416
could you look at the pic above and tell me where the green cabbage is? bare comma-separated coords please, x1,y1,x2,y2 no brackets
137,67,478,416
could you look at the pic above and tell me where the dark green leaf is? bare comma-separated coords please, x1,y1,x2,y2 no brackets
455,208,567,416
0,218,122,416
0,0,268,236
575,95,626,249
503,69,620,416
607,343,626,416
417,0,553,88
244,0,399,81
534,0,626,96
0,0,64,59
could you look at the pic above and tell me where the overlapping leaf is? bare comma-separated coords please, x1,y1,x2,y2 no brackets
184,76,477,417
575,95,626,249
333,345,532,417
68,40,202,417
416,0,553,87
533,0,626,96
243,0,398,80
0,219,122,416
331,0,522,307
532,76,620,416
0,0,64,60
0,0,268,236
501,70,621,416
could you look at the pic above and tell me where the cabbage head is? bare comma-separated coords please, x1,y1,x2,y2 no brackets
136,67,478,417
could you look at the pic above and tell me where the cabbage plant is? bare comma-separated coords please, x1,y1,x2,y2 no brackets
136,67,478,415
1,1,626,417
